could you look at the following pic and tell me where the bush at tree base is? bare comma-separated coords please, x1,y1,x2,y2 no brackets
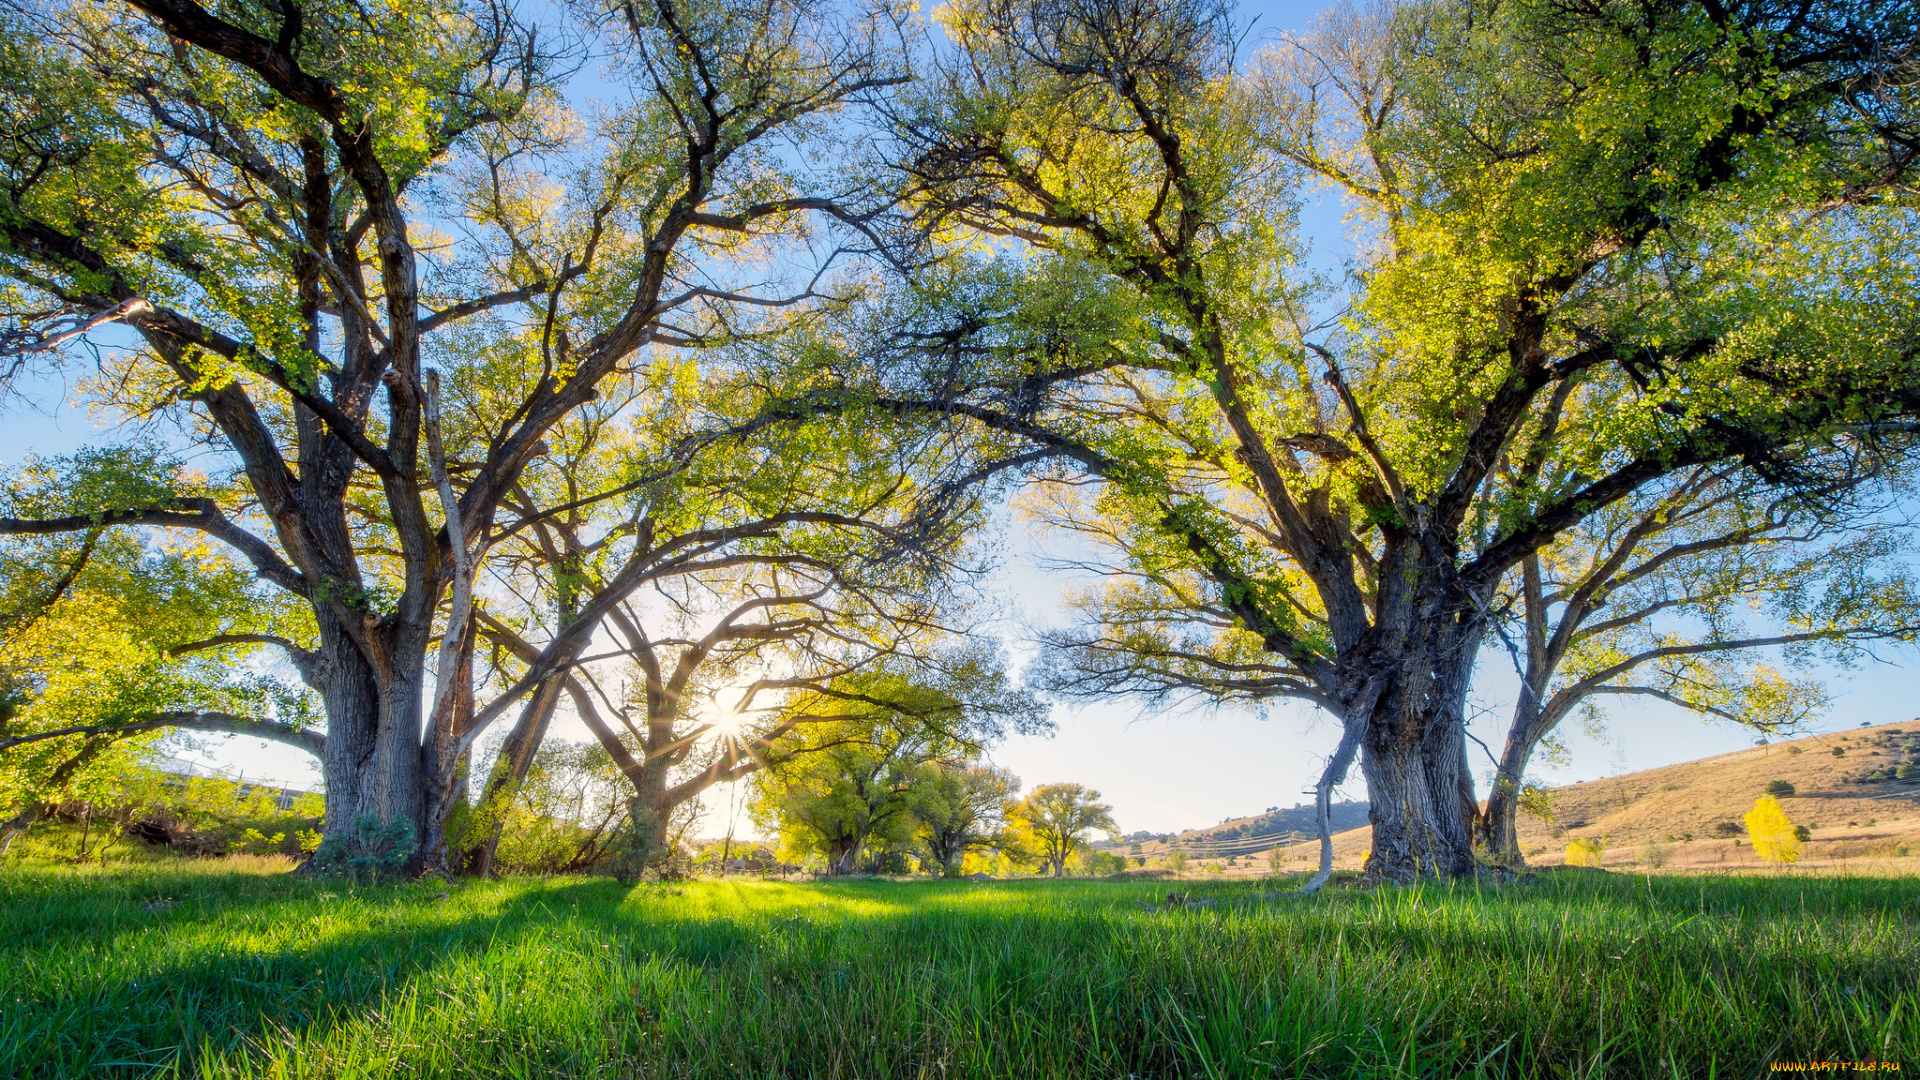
309,815,419,879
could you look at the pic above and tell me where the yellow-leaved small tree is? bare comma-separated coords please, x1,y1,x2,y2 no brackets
1565,837,1607,867
1744,796,1803,866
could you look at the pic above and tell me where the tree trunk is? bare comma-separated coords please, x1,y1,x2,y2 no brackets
458,674,564,876
380,656,432,875
1480,733,1534,867
1344,574,1488,885
1477,555,1555,868
418,624,478,875
926,831,963,877
620,801,670,876
617,751,677,878
308,610,433,873
1357,724,1478,882
1480,665,1566,870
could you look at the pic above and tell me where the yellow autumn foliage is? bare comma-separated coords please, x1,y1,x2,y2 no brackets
1744,795,1803,866
1565,837,1607,867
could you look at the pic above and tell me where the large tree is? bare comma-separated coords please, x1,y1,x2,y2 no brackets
916,760,1020,875
0,0,917,868
1478,459,1920,863
845,0,1920,882
1014,782,1117,877
749,650,1045,873
447,354,1008,874
472,541,979,874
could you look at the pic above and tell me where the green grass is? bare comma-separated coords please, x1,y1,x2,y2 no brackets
0,863,1913,1078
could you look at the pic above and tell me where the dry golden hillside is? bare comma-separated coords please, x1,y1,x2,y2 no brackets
1154,721,1920,879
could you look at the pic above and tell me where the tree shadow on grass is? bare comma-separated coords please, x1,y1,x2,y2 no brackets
1,870,1125,1077
0,869,667,1075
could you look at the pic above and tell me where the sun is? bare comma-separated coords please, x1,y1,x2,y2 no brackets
707,695,748,739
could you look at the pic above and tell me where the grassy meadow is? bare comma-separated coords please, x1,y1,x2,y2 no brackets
2,863,1914,1079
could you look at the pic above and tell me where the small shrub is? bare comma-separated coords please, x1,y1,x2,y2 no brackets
1832,747,1846,757
1793,824,1812,842
1744,795,1802,866
225,828,286,855
1565,837,1606,867
309,814,418,879
1765,780,1796,798
1641,839,1668,869
1710,820,1744,838
1164,849,1187,874
1786,746,1805,755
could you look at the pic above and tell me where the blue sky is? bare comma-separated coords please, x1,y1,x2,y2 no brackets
5,0,1916,837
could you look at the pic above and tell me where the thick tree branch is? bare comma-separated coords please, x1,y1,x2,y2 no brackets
0,499,308,596
0,710,324,757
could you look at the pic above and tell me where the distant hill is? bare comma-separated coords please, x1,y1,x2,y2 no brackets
1108,721,1920,878
1175,802,1372,844
1256,720,1920,876
1102,801,1371,861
